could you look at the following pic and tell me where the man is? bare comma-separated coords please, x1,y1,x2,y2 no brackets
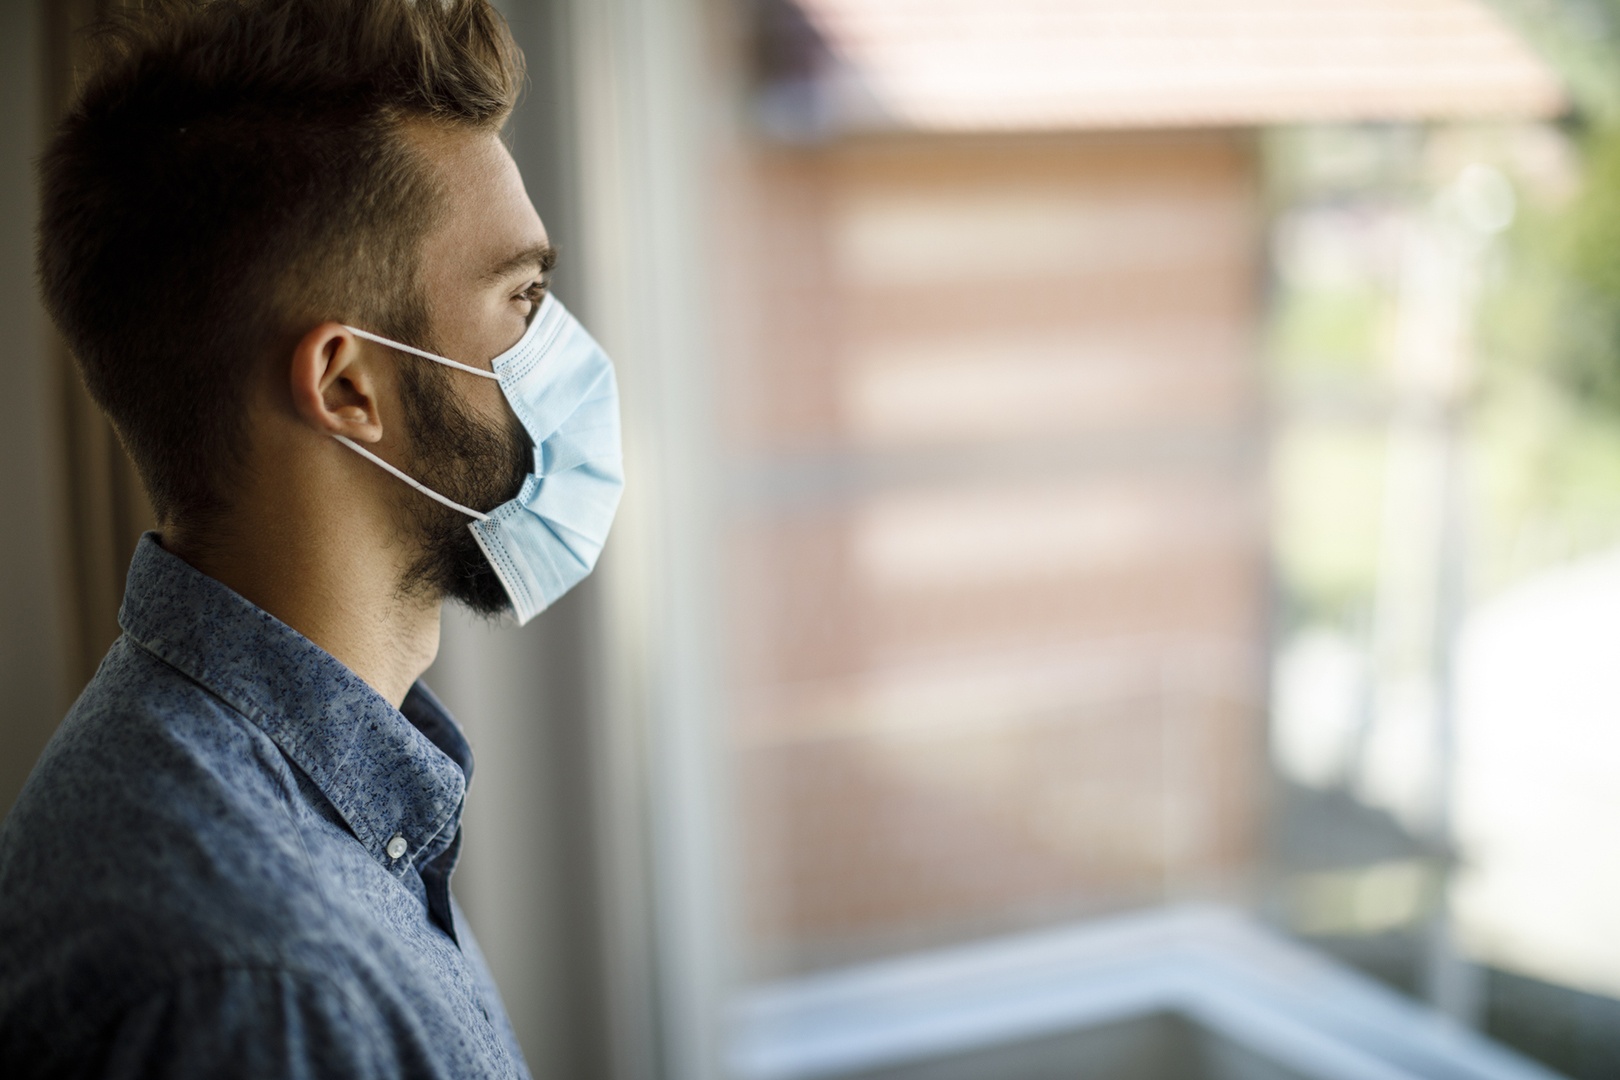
0,0,622,1075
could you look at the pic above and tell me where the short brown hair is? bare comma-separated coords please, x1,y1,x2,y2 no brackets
37,0,523,525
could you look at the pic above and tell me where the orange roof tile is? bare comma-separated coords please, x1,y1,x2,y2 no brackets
780,0,1567,131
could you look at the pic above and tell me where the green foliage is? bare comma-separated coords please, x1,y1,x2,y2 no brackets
1270,285,1392,382
1488,0,1620,124
1549,129,1620,412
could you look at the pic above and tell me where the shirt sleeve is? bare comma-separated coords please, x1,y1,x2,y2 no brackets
86,967,407,1080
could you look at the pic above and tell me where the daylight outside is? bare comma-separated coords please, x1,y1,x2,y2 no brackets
709,2,1620,1079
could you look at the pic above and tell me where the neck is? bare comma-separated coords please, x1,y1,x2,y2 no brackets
163,505,440,710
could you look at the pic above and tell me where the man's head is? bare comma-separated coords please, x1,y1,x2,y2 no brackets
36,0,518,531
38,0,550,613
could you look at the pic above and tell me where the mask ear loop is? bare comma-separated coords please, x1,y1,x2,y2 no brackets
331,325,502,521
332,435,491,523
341,325,502,381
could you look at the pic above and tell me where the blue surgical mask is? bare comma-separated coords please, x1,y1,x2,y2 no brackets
335,294,624,625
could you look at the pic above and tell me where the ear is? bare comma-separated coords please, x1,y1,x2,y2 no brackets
289,322,385,444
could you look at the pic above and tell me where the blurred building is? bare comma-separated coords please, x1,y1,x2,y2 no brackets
721,0,1562,980
723,126,1270,971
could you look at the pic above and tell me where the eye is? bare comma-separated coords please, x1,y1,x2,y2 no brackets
516,277,549,312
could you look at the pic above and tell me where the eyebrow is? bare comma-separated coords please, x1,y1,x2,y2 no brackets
481,243,558,285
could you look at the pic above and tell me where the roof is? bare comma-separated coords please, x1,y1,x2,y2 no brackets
761,0,1568,134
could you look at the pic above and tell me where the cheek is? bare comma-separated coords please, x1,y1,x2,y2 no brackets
467,374,516,431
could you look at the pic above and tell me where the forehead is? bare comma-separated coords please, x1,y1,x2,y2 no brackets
406,122,548,277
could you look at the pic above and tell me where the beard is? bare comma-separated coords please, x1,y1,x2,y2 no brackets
393,357,531,617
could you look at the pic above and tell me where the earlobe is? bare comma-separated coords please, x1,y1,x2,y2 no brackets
289,322,383,443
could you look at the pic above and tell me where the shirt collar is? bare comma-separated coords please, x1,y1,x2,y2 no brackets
117,533,469,876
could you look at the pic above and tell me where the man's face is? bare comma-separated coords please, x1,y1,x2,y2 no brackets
391,125,554,615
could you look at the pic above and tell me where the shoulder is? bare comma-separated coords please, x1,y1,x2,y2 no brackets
14,635,299,804
0,636,310,890
0,638,336,1035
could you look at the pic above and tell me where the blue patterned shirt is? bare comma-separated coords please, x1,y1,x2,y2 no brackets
0,534,530,1078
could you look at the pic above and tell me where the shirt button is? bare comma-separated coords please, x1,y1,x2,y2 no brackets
386,835,408,860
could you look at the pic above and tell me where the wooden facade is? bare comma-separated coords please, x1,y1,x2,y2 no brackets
714,132,1270,974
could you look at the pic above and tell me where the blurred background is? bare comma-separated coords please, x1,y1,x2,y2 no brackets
6,1,1620,1078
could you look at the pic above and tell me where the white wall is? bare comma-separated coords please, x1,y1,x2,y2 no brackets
428,594,605,1079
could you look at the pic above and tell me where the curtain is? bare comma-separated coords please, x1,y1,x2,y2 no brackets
42,0,155,698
